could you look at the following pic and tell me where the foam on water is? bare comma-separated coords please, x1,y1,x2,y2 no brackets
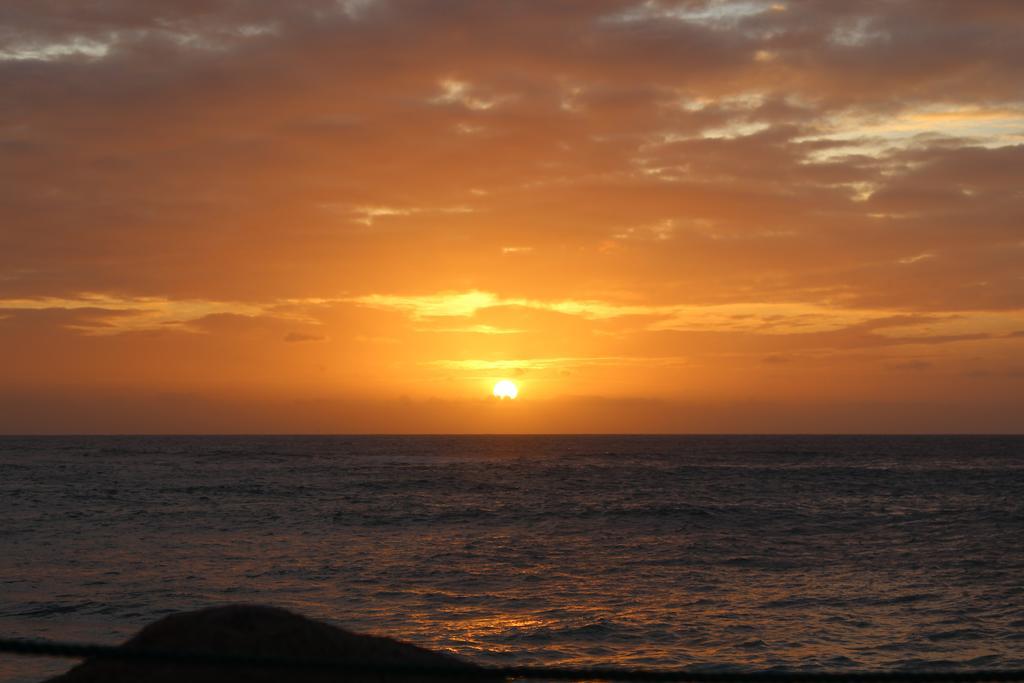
1,435,1022,682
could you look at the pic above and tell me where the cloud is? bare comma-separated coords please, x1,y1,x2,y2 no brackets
2,0,1023,430
430,355,689,372
350,289,1024,340
283,331,327,342
0,294,269,333
887,359,933,371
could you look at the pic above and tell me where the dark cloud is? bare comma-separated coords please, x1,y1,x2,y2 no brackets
887,359,933,371
284,331,327,342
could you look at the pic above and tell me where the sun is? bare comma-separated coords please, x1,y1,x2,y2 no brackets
492,380,519,400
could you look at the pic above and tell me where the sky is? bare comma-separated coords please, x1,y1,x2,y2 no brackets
1,0,1023,433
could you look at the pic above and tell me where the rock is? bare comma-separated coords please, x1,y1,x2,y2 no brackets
47,604,487,683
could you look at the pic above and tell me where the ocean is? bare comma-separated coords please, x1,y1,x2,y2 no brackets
1,435,1022,682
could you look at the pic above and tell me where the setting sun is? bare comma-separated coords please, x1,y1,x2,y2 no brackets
1,1,1021,437
493,380,518,400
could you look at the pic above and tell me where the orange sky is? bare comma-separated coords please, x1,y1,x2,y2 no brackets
1,0,1023,433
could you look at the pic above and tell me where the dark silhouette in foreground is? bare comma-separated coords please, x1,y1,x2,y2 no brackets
48,604,483,682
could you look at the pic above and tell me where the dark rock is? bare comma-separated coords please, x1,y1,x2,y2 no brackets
47,604,486,682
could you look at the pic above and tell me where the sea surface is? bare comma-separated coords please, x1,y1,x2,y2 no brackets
1,435,1023,682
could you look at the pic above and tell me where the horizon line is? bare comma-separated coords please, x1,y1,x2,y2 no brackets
2,433,1022,438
